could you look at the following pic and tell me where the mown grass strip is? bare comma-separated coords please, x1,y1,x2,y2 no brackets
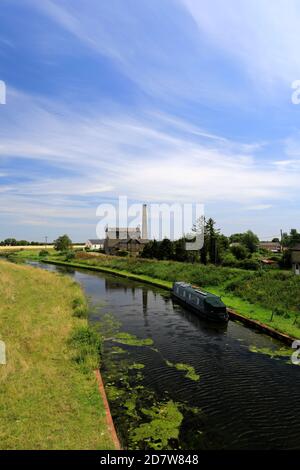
0,260,115,450
43,259,172,290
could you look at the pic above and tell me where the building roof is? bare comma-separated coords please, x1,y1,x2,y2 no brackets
105,227,141,232
107,238,146,245
259,241,281,250
87,239,104,244
105,226,142,240
291,243,300,251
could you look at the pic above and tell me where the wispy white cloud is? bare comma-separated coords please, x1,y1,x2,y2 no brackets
245,204,272,211
0,87,297,229
26,0,249,106
182,0,300,88
2,1,300,239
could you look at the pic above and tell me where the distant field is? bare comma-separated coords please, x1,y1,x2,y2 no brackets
0,245,84,251
0,260,114,450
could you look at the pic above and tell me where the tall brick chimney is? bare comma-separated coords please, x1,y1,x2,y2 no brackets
142,204,148,240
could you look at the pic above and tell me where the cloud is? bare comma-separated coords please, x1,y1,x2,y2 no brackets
245,204,272,211
2,1,300,239
181,0,300,88
25,0,249,106
30,0,300,102
0,87,297,229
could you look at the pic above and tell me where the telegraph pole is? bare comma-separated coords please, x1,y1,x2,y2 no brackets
45,236,48,250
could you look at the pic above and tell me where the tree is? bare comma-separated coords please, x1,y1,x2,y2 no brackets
141,240,159,259
190,216,226,265
241,230,259,253
173,238,188,262
288,229,300,247
217,234,230,263
205,218,220,264
230,230,259,253
281,229,300,248
54,234,72,252
230,243,249,260
279,250,292,269
157,238,173,260
3,238,17,246
18,240,29,246
229,233,244,244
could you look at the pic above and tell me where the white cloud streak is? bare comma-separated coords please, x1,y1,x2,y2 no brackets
0,88,297,228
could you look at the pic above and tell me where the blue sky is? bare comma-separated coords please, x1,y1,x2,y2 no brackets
1,0,300,241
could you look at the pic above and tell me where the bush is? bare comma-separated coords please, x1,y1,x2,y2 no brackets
230,244,249,260
39,250,49,257
72,297,88,318
116,250,129,257
65,250,75,261
273,307,285,317
221,252,239,267
237,259,260,270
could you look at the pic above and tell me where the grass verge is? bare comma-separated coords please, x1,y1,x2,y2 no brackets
0,259,115,449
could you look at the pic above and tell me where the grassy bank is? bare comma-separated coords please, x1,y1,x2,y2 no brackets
0,260,115,449
46,252,300,339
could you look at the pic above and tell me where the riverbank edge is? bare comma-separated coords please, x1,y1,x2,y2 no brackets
34,259,122,450
43,259,296,346
94,370,121,450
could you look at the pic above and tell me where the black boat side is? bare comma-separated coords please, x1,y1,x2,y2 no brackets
172,281,229,323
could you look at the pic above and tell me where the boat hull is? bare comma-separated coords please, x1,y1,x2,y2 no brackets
171,291,229,324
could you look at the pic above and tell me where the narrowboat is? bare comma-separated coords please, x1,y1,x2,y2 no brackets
172,282,229,323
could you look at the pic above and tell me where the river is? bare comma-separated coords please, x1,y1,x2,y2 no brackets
31,262,300,450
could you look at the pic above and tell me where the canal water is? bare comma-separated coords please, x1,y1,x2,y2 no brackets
31,262,300,450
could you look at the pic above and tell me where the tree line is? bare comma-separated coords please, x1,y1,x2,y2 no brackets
142,218,300,269
0,238,44,246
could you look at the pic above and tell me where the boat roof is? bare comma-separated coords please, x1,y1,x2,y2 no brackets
173,281,226,307
205,296,226,308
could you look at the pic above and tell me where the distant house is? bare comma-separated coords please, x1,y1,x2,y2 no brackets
104,204,149,256
259,241,281,253
104,226,148,256
291,243,300,275
85,239,105,251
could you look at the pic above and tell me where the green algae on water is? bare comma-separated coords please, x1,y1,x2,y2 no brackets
166,360,200,381
248,345,291,359
106,385,126,402
129,363,145,370
110,346,127,355
131,400,183,450
114,332,154,347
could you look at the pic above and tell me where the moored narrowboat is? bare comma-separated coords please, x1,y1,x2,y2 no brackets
172,282,229,323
